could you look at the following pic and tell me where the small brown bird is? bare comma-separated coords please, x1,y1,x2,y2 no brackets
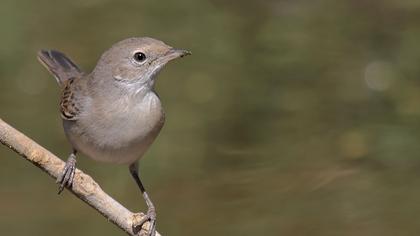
37,37,190,236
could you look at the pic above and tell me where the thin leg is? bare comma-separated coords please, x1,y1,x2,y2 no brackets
56,150,77,194
129,162,156,236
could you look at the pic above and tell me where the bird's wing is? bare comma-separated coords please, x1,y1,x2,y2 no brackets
37,50,83,86
60,77,83,121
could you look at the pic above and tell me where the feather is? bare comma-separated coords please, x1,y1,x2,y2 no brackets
60,77,83,120
37,50,83,86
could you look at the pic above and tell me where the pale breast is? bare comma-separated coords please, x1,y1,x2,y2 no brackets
63,92,165,164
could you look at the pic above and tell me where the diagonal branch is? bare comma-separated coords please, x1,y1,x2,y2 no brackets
0,118,161,236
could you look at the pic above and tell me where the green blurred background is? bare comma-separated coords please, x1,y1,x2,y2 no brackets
1,0,420,235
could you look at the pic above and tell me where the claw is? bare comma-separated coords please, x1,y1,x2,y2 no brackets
132,209,156,236
56,153,76,194
149,219,156,236
147,207,156,236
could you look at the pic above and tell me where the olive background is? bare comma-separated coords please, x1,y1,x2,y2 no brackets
1,0,420,235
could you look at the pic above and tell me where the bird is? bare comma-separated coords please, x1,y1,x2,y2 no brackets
37,37,190,236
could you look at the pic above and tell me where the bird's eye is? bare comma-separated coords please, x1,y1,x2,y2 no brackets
133,52,146,63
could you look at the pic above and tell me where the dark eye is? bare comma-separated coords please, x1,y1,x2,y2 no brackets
133,52,146,63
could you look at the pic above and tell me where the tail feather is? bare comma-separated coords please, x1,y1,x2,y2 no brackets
37,50,83,86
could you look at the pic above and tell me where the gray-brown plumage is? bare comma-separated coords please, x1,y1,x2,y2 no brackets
37,37,190,236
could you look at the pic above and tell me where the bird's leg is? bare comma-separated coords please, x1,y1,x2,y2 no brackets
56,150,77,194
129,162,156,236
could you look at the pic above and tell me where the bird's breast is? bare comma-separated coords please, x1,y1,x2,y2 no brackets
64,92,165,164
93,93,164,146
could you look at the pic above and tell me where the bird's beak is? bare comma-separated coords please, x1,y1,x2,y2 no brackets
161,48,191,62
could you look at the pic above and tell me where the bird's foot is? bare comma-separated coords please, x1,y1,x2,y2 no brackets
56,153,77,194
133,207,156,236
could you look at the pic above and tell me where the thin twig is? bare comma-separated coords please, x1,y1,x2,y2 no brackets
0,118,161,236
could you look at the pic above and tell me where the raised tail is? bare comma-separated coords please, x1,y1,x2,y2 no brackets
37,50,83,86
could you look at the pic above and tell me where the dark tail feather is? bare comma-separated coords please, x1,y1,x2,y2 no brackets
37,50,83,86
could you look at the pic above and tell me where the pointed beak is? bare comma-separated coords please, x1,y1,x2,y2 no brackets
161,48,191,62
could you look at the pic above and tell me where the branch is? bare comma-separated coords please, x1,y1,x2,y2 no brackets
0,118,161,236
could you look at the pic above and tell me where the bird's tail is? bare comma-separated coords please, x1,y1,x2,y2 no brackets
37,50,83,86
